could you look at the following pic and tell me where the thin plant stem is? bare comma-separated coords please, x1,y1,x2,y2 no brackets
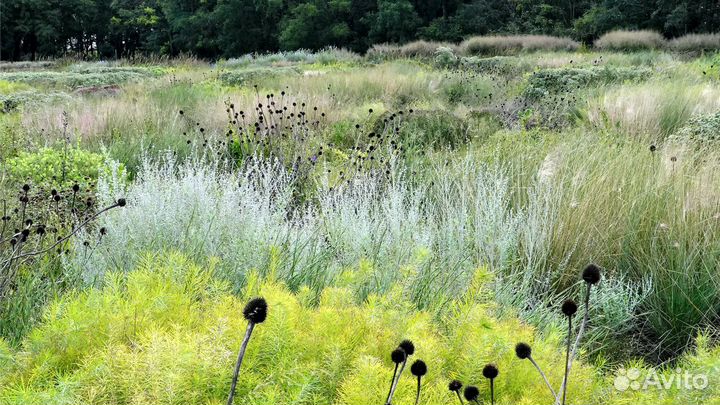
528,356,558,401
490,379,495,405
386,359,407,405
226,322,255,405
562,316,572,405
557,284,592,405
455,391,464,405
385,363,399,404
414,377,421,405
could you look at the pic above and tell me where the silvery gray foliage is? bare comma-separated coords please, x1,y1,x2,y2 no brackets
71,154,645,333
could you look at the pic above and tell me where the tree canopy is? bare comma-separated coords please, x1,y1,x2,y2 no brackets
2,0,720,60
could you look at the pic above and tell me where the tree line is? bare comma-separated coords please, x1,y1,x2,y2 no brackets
2,0,720,61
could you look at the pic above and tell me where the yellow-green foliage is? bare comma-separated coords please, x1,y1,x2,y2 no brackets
0,252,603,405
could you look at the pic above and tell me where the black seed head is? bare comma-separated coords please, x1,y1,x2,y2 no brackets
515,342,532,359
482,364,499,379
448,380,462,392
463,386,479,401
562,299,578,317
99,227,107,236
582,264,601,285
398,339,415,356
117,198,127,207
243,297,268,323
391,348,406,364
72,184,80,192
449,380,463,392
410,359,427,377
22,184,30,192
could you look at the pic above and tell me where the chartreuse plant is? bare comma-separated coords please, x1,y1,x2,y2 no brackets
0,252,716,405
7,146,124,188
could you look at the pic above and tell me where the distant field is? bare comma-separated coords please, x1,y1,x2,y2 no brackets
1,45,720,404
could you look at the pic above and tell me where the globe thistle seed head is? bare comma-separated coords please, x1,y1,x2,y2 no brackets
398,340,415,356
391,348,406,364
515,342,532,359
448,380,463,392
243,297,268,324
463,386,480,401
482,364,499,379
582,264,602,285
410,360,427,377
562,299,578,317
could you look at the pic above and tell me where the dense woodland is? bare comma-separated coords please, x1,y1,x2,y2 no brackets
2,0,720,60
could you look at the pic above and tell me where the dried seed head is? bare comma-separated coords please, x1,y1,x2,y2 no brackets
243,297,268,324
582,264,601,285
562,299,578,317
398,340,415,356
515,342,532,359
117,198,127,207
463,386,479,402
391,348,406,364
482,364,499,379
448,380,463,392
410,360,427,377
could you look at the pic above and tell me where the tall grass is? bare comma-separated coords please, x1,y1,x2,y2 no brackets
594,30,666,51
460,35,579,56
668,34,720,52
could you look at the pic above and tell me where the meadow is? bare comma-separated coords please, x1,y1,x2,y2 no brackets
2,33,720,404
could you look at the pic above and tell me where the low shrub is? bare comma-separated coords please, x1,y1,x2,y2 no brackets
0,71,147,89
523,66,651,99
7,146,123,188
460,35,579,56
0,252,601,404
218,66,301,86
0,90,72,113
669,33,720,52
671,111,720,144
594,30,666,51
434,46,458,69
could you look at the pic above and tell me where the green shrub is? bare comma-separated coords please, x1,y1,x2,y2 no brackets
671,111,720,144
433,46,458,69
0,90,72,113
0,71,148,89
594,30,666,51
0,252,603,405
523,66,652,99
218,66,300,86
7,147,123,188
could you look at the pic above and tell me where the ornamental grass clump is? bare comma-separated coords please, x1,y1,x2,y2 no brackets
226,297,268,405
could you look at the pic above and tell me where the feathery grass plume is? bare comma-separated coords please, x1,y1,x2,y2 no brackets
449,380,464,404
227,297,268,405
387,340,414,405
515,342,558,400
557,264,602,405
410,360,427,405
385,348,407,404
463,385,480,404
482,364,499,405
